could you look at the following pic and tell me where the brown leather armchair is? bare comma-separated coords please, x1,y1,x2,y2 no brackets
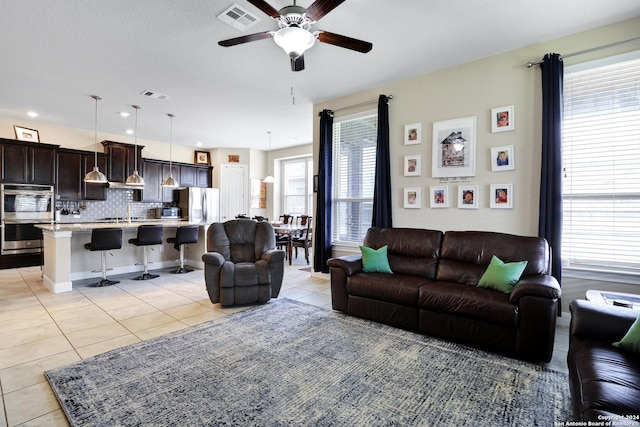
202,220,285,306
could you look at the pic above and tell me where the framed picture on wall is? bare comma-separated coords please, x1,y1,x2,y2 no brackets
404,187,421,208
432,117,476,177
430,186,449,208
491,145,515,171
491,105,515,132
195,150,210,165
404,123,421,145
404,155,421,176
458,185,479,209
490,184,513,209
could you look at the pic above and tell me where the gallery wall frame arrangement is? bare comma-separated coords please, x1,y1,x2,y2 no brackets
14,125,40,142
491,105,515,133
403,187,421,208
404,155,422,177
458,185,479,209
490,184,513,209
491,145,515,172
404,123,422,145
432,116,477,178
430,186,449,208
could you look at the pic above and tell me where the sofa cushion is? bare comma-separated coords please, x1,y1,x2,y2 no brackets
347,273,429,307
364,228,443,279
360,245,393,274
477,255,528,293
437,231,550,284
418,281,518,327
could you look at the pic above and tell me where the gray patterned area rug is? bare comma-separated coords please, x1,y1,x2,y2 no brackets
46,298,571,426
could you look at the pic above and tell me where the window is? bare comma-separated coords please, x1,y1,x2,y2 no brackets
562,51,640,274
282,157,313,216
332,110,378,245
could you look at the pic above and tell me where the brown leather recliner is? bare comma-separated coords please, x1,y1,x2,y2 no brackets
202,220,285,306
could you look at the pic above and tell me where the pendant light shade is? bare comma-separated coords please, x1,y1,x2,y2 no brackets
263,131,274,183
126,105,145,187
84,95,109,183
162,113,179,188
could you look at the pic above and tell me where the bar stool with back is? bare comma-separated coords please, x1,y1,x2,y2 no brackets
84,228,123,287
167,225,199,273
128,225,164,280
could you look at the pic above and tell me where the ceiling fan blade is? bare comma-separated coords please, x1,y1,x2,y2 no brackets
317,31,372,53
305,0,345,21
291,55,305,72
218,31,273,47
247,0,281,18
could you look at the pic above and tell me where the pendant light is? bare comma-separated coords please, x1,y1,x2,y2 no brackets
263,131,274,183
126,104,145,186
83,95,109,183
161,113,179,187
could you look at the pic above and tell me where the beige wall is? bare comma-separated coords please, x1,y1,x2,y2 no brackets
313,17,640,238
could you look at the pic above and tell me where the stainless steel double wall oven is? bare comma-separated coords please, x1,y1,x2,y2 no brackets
0,184,54,255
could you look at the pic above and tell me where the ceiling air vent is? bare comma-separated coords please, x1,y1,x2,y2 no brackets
140,90,170,101
218,3,261,31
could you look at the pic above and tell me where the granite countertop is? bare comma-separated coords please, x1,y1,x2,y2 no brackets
36,219,210,232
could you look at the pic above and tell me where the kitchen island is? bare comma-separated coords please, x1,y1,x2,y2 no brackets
37,220,210,293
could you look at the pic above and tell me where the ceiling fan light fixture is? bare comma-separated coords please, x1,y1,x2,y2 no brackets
274,26,315,58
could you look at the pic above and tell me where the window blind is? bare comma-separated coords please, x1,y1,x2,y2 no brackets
562,53,640,273
332,111,378,245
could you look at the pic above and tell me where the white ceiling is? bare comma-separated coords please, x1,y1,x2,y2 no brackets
1,1,639,151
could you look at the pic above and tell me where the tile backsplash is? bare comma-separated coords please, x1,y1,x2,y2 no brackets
55,189,166,223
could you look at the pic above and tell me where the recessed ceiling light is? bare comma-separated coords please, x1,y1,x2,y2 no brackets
27,111,38,118
126,129,134,135
120,112,130,117
196,141,203,147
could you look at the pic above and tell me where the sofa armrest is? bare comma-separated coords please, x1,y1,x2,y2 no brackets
327,255,363,276
262,249,285,298
509,274,561,304
569,299,638,342
261,249,285,264
202,251,225,266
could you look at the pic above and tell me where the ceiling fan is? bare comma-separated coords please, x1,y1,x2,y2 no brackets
218,0,373,71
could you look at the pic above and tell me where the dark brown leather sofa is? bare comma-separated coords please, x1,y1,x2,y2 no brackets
568,299,640,424
327,228,561,362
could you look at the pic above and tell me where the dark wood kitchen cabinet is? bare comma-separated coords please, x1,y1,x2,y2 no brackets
56,149,107,200
139,159,178,203
0,139,58,185
82,153,108,200
196,166,211,188
101,140,143,183
179,165,197,187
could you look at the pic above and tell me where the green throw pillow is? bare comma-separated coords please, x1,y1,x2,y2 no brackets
477,255,528,293
613,315,640,354
360,245,393,274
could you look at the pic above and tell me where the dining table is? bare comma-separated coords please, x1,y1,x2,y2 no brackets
271,223,307,265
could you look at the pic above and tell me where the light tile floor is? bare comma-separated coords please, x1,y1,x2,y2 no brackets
0,257,568,426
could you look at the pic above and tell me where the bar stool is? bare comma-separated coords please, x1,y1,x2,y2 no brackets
128,225,163,280
167,225,199,273
84,228,122,287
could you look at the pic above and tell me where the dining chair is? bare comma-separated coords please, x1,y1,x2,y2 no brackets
292,216,313,265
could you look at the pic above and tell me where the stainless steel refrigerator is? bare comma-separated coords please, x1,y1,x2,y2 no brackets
178,187,219,223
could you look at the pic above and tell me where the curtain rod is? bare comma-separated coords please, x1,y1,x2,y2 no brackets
526,36,640,68
331,95,393,113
